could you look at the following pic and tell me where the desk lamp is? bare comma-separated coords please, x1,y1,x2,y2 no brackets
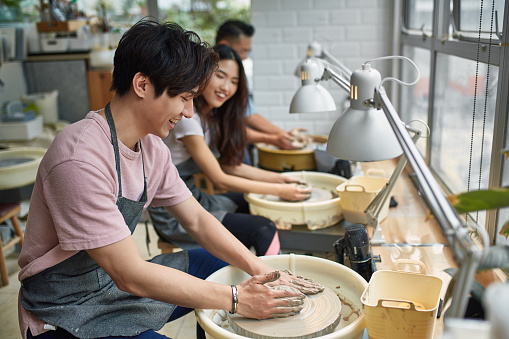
290,55,489,318
290,56,424,243
294,40,352,80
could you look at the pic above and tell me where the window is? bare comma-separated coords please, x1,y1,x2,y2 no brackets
400,0,508,243
452,0,505,42
403,0,434,34
399,46,431,157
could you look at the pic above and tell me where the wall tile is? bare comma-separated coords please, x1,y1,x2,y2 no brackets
266,12,298,26
283,27,314,43
313,0,346,9
297,10,329,26
251,0,282,11
251,2,395,135
282,0,313,10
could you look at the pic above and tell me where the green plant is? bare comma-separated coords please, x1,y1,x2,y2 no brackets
444,147,509,316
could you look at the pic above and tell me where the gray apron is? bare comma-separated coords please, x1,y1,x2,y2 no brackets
148,113,237,249
20,103,189,338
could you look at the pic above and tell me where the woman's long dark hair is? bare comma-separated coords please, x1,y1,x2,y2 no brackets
194,44,249,166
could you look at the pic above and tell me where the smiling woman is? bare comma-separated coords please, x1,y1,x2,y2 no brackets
148,44,314,258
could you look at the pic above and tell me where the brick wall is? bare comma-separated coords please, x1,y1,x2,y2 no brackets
250,0,395,136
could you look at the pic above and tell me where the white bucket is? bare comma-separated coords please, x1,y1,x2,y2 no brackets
195,254,368,339
336,169,390,224
361,260,443,339
21,90,59,124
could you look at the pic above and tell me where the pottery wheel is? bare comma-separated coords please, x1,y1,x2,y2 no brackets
262,187,334,203
228,286,341,339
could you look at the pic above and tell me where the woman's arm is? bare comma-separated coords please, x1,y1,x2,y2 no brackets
181,135,310,201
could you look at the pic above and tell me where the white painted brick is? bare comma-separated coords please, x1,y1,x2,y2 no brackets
282,0,313,10
313,27,345,41
283,60,301,76
345,25,380,41
251,12,266,27
314,120,335,135
345,0,377,9
361,8,392,24
254,28,283,43
360,42,392,60
314,0,346,9
252,91,283,105
252,76,271,90
251,44,269,59
267,44,298,59
329,9,362,25
268,75,297,90
298,10,329,26
251,0,282,11
254,60,282,75
270,106,295,120
251,3,395,136
266,12,298,27
328,42,361,58
283,27,314,43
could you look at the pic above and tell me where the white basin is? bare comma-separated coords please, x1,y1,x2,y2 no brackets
196,254,368,339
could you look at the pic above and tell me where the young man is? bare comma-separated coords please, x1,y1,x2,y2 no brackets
216,20,307,151
18,20,321,339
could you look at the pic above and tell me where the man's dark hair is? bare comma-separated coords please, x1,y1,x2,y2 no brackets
111,19,218,98
215,20,255,45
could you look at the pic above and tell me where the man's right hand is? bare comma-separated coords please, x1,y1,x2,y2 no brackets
235,271,305,319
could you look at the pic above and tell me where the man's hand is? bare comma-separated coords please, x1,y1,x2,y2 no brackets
235,271,305,319
267,270,325,295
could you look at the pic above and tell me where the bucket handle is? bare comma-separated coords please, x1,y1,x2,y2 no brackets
376,298,423,311
392,259,428,275
366,168,386,178
344,184,366,192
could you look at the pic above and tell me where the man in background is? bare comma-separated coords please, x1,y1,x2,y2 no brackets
216,20,306,152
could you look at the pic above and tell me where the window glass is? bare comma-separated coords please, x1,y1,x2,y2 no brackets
457,0,505,32
157,0,250,45
400,46,431,157
430,53,498,224
0,0,143,25
405,0,434,32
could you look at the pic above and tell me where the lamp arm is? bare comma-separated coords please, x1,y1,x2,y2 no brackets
322,49,353,77
364,130,422,230
373,85,485,319
322,66,351,93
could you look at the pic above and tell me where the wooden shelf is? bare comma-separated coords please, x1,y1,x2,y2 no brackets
36,20,87,33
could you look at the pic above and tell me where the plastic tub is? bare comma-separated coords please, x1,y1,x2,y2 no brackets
21,90,59,124
245,171,346,230
196,254,368,339
336,169,389,224
0,147,46,190
361,260,443,339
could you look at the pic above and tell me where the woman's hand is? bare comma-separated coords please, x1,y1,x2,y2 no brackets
277,183,312,201
235,271,305,319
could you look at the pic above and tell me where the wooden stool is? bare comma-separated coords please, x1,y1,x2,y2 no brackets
193,173,227,195
157,239,181,254
0,203,24,286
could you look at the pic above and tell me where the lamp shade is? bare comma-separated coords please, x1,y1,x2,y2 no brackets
289,83,336,113
326,63,402,161
290,58,335,113
326,106,403,161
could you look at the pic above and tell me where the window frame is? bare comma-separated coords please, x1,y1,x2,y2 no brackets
399,0,509,244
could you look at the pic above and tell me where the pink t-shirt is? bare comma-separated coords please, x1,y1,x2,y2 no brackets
17,111,191,338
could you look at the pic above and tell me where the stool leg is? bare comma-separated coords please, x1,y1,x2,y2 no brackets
0,234,8,286
10,216,24,247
